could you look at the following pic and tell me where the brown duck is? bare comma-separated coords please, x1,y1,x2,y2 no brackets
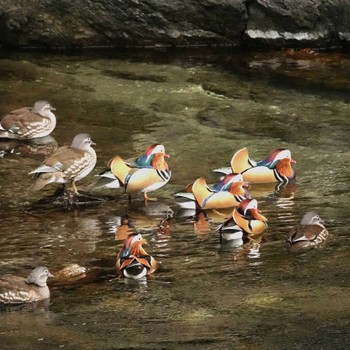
286,212,329,251
0,266,53,304
29,133,97,193
0,101,56,139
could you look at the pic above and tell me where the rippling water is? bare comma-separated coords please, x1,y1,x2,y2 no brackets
0,48,349,349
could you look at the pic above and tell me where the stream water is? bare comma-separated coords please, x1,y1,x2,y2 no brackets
0,48,349,349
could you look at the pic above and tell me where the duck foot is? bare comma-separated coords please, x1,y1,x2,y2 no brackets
55,190,110,208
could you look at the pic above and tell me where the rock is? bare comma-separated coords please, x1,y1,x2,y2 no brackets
245,0,350,48
0,0,349,49
0,0,247,49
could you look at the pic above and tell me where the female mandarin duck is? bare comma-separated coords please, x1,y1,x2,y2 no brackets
116,233,157,280
0,101,56,139
110,147,171,201
96,144,166,189
0,266,53,304
29,133,97,194
214,147,296,184
217,199,268,242
175,173,250,210
286,212,329,252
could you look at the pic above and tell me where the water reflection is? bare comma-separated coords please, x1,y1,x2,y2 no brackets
0,136,58,158
0,49,350,349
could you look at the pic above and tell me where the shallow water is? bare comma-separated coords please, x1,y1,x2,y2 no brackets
0,48,349,349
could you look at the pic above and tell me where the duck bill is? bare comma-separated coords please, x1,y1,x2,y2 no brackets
164,153,170,158
251,208,268,222
185,182,194,193
290,158,296,164
48,271,54,278
242,182,250,190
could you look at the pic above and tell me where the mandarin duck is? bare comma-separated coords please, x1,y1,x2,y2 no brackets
110,148,171,201
175,173,250,210
0,267,53,304
55,264,87,280
29,133,97,194
214,147,296,184
217,199,268,242
96,144,166,189
286,212,329,252
0,101,56,139
116,233,157,280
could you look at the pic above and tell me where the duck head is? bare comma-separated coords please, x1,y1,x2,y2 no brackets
237,199,268,222
119,233,146,258
26,266,54,287
31,101,56,116
300,211,325,226
150,152,170,170
215,173,246,191
137,144,166,166
264,149,296,168
71,133,96,150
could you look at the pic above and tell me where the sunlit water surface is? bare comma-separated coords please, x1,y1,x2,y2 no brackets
0,48,349,349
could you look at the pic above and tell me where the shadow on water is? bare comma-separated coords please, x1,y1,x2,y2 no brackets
0,47,350,349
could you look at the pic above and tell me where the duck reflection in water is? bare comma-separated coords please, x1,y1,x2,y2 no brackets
113,201,174,242
219,232,264,262
0,135,58,158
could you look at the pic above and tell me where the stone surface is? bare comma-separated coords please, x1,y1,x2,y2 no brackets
245,0,350,48
0,0,349,49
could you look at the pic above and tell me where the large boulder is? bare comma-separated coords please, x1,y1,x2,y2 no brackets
245,0,350,48
0,0,349,49
0,0,247,49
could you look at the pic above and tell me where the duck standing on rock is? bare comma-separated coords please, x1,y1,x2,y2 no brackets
116,233,158,280
95,143,166,189
0,266,53,304
0,101,56,139
110,147,171,201
29,133,97,194
286,212,329,252
214,147,296,184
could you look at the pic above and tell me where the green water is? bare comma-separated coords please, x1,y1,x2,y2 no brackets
0,48,349,349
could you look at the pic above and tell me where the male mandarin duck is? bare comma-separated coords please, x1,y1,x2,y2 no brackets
96,143,166,189
116,233,157,280
175,173,250,210
29,133,97,194
217,198,268,242
286,212,329,252
0,101,56,139
0,267,53,304
110,147,171,201
214,147,296,184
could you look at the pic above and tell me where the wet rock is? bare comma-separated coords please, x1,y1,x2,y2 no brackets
0,0,247,49
0,1,349,49
245,0,350,48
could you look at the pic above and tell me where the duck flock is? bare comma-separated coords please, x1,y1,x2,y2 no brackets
0,100,329,305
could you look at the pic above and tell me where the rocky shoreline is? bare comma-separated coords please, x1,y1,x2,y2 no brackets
0,0,349,50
